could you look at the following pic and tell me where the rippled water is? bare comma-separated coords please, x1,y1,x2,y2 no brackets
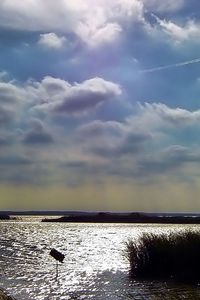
0,218,200,300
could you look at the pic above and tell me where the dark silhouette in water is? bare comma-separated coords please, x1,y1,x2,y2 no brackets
49,248,65,280
124,231,200,282
42,212,200,224
0,215,10,220
49,248,65,263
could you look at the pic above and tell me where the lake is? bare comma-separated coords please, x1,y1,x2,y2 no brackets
0,218,200,300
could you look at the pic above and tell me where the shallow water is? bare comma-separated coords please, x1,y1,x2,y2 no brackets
0,219,200,300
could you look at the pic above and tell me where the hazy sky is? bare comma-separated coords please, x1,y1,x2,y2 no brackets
1,0,200,211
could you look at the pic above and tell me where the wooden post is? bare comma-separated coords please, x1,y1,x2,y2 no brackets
56,260,58,280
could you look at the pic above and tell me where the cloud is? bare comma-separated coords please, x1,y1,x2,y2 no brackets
154,16,200,43
0,83,21,126
76,118,151,159
0,0,188,52
137,145,200,176
2,68,200,185
38,32,66,49
75,102,200,162
0,81,26,104
77,120,125,139
75,0,145,47
34,77,122,115
0,78,28,126
0,71,9,81
0,107,15,126
72,103,200,182
22,119,54,145
67,0,145,47
88,143,200,182
127,103,200,130
0,75,122,129
0,0,145,48
0,0,146,32
91,131,151,157
153,104,200,125
76,22,122,48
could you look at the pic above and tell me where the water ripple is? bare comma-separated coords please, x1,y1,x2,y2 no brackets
0,220,200,299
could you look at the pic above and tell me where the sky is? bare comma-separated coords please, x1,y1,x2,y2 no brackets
1,0,200,211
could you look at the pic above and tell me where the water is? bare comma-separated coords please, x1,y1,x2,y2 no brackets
0,218,200,300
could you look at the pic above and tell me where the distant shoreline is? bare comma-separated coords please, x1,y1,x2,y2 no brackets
2,211,200,224
1,210,200,216
41,212,200,224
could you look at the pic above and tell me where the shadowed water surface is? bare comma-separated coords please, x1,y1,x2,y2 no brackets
0,219,200,299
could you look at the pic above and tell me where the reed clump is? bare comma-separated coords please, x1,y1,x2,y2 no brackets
125,231,200,280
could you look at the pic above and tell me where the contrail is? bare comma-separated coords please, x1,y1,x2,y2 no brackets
140,58,200,73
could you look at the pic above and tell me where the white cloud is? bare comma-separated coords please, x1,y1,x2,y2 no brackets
0,0,145,48
2,71,200,184
0,81,26,104
154,16,200,43
0,71,9,81
143,103,200,125
72,102,200,181
127,102,200,132
76,120,126,153
0,0,188,49
77,120,125,138
74,0,145,47
0,79,27,126
33,76,122,115
3,68,200,184
75,0,145,47
76,22,122,48
38,33,66,49
109,0,144,22
0,75,122,123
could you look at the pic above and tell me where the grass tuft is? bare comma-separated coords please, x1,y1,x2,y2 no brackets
124,231,200,281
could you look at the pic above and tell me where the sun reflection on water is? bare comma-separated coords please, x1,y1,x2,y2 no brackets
0,220,200,299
